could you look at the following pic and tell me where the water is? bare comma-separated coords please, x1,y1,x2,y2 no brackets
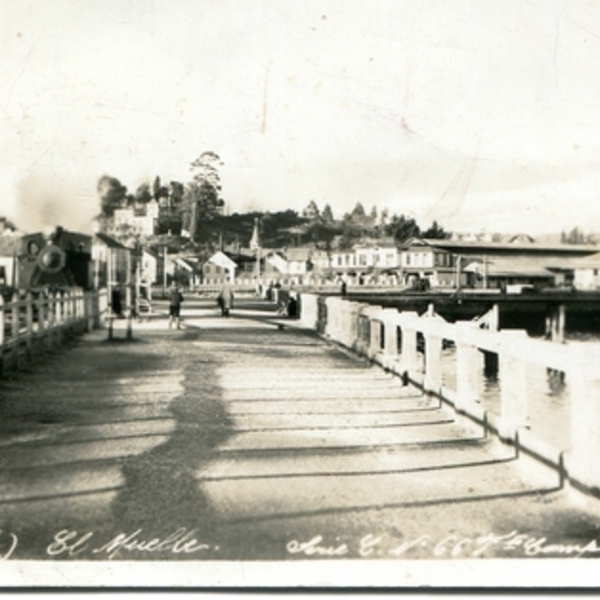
438,344,573,451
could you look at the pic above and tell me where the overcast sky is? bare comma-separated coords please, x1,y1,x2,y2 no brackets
2,0,600,235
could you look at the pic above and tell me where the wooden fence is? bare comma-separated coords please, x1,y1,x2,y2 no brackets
0,289,108,375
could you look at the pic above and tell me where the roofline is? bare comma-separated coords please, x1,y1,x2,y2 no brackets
404,237,599,254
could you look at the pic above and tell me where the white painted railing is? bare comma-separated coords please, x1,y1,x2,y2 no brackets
300,293,600,496
0,288,108,373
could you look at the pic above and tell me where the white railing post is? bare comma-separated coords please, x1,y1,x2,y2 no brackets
55,291,62,326
369,317,382,360
359,306,382,359
324,296,336,340
378,308,400,369
348,302,366,351
567,345,600,491
455,321,481,411
424,330,443,395
69,290,75,324
47,291,55,331
498,330,529,441
398,312,420,380
299,293,319,330
37,291,46,336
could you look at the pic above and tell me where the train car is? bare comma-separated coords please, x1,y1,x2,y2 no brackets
16,227,93,291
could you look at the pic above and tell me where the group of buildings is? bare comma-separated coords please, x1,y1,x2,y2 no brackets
199,236,600,293
4,213,600,295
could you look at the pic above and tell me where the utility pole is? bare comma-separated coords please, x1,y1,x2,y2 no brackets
250,217,261,284
483,255,488,289
162,246,167,297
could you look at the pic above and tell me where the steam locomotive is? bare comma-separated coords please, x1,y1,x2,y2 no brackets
15,227,94,291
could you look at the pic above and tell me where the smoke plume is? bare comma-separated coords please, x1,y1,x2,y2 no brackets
14,174,97,234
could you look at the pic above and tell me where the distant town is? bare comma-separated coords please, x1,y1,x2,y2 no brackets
2,151,600,296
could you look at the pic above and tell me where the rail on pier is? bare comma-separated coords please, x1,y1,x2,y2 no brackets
0,289,108,375
299,292,600,498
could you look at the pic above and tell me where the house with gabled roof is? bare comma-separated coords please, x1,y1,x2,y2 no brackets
201,250,238,285
92,233,132,289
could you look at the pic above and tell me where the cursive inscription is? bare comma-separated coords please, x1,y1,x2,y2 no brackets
287,531,600,559
0,530,17,560
287,535,349,557
47,527,213,560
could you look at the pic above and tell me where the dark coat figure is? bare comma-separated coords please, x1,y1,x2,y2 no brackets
111,287,122,317
218,282,234,316
169,283,184,328
287,294,298,318
341,281,347,297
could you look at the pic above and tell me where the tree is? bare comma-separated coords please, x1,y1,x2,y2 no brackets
97,175,128,218
153,176,169,201
169,181,185,207
322,204,334,222
350,202,367,224
385,214,421,244
369,206,378,224
134,182,153,206
422,220,451,240
184,151,225,243
563,226,597,245
302,200,320,220
379,208,390,226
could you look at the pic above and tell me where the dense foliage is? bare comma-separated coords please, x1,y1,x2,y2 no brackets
96,153,452,252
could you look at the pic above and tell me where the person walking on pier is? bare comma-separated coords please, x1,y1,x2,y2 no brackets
168,281,184,329
218,281,234,317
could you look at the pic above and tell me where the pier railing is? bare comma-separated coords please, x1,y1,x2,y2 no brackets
299,292,600,496
0,289,108,375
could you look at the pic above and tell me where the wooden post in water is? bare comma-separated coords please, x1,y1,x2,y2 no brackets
545,303,566,343
554,304,566,343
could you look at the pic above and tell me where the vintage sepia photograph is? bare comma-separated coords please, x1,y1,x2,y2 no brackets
2,0,600,589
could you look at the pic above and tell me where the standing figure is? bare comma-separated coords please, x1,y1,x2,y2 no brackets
168,281,184,329
218,281,234,316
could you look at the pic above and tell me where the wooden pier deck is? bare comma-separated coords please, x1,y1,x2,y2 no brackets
1,296,600,571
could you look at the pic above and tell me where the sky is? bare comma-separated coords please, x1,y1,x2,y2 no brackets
2,0,600,235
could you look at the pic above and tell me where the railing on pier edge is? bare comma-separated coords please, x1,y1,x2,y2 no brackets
0,289,108,376
299,292,600,498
